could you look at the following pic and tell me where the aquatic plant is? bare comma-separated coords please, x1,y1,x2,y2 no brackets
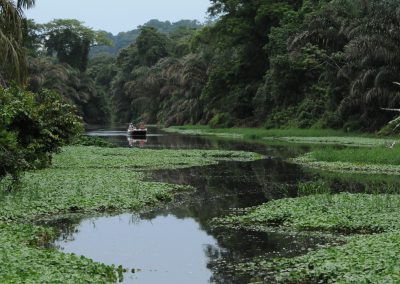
216,191,400,282
0,223,117,283
0,145,260,282
237,232,400,284
220,193,400,234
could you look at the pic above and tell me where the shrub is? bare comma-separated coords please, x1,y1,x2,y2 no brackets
208,112,232,128
0,86,83,184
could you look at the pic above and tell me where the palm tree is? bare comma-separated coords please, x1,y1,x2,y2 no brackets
0,0,35,85
338,0,400,130
289,0,400,130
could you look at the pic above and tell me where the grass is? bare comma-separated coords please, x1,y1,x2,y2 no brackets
0,145,259,283
166,125,352,138
167,125,353,136
311,145,400,165
310,170,400,194
165,125,392,146
264,136,390,146
293,146,400,175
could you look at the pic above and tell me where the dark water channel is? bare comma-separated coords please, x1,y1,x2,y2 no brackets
50,125,327,283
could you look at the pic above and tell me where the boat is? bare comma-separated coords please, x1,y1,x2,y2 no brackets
127,128,147,137
127,122,147,137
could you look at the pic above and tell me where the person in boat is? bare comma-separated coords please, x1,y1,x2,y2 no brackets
138,122,145,129
128,123,136,132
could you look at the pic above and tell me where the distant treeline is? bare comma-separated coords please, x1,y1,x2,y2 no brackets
90,19,203,57
87,0,400,132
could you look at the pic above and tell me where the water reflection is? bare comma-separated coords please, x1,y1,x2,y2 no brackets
127,137,147,148
55,214,218,284
85,124,310,158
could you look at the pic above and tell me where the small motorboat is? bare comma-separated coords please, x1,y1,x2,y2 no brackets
128,128,147,137
127,122,147,137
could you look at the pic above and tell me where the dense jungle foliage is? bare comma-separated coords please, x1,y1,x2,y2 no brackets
88,0,400,132
22,19,204,124
0,1,83,183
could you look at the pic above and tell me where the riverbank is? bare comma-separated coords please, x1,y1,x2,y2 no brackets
293,145,400,175
166,126,400,175
0,145,259,283
164,126,395,147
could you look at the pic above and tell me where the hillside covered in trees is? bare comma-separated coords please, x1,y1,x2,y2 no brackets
3,0,400,137
86,0,400,132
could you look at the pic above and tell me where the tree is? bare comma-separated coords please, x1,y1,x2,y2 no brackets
27,57,111,124
200,0,299,123
338,0,400,130
136,27,169,66
40,19,111,71
0,0,35,85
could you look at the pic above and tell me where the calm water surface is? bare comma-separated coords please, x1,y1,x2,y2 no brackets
50,125,324,283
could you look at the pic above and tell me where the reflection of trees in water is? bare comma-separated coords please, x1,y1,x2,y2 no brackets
41,216,84,247
45,213,143,245
204,230,333,283
147,158,309,226
146,158,314,283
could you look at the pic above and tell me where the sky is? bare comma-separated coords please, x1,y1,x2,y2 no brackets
25,0,211,34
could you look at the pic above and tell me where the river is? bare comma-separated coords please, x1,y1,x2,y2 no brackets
46,125,331,283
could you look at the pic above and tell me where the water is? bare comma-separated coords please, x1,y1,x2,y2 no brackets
50,125,327,283
55,214,218,283
85,124,309,157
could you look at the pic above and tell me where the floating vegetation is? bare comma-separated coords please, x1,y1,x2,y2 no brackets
217,193,400,233
168,126,400,283
53,146,261,170
0,145,259,282
215,192,400,283
236,232,400,283
0,223,118,283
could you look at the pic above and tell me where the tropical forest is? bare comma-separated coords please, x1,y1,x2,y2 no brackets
2,0,400,283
